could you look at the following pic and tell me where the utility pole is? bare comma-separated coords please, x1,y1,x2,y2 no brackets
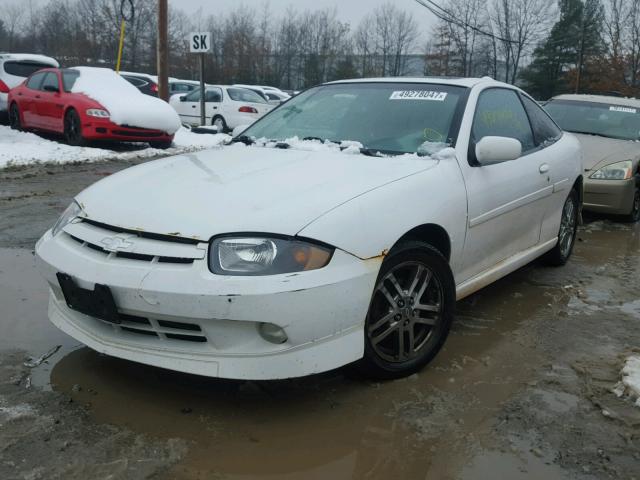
157,0,169,102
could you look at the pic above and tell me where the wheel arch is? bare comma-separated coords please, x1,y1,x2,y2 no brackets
392,223,451,261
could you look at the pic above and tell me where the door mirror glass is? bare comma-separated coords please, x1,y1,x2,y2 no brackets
179,95,187,102
475,136,522,165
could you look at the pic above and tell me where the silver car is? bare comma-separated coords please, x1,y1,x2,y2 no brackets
545,94,640,222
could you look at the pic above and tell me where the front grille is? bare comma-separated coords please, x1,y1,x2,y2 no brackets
112,129,163,138
81,219,200,245
114,313,208,343
68,234,195,265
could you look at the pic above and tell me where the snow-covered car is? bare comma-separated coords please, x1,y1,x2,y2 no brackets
120,71,200,97
8,67,181,148
169,85,273,132
544,94,640,221
0,53,59,115
263,90,290,106
35,77,583,380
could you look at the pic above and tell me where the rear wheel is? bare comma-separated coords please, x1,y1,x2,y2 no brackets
212,115,227,133
623,187,640,223
545,189,579,266
64,109,86,146
357,241,455,379
149,140,172,150
9,103,21,130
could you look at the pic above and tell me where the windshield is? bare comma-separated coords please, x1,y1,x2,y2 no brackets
240,82,467,154
545,100,640,141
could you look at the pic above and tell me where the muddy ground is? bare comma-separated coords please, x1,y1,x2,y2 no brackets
1,159,639,480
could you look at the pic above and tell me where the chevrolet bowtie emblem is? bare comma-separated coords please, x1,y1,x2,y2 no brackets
100,236,135,252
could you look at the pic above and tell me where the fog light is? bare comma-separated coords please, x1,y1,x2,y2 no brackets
258,323,288,344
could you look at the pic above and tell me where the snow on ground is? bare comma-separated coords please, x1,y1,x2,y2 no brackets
71,67,181,134
0,125,229,170
613,355,640,407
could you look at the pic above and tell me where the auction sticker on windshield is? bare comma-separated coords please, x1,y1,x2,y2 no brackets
610,106,637,114
390,91,448,101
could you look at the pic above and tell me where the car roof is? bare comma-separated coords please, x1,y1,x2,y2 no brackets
119,71,199,85
0,53,59,67
326,76,506,88
551,93,640,107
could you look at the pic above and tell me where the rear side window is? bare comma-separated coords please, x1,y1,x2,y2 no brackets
26,72,47,90
40,72,60,92
521,95,562,146
227,88,267,104
472,88,536,154
3,61,52,78
62,70,80,92
123,76,147,87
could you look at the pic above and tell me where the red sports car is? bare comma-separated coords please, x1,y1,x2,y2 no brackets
8,67,176,149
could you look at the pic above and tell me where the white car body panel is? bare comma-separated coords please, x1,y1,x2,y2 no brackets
0,53,59,112
169,86,273,128
36,77,583,379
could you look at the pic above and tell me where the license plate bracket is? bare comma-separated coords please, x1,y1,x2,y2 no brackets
56,272,121,324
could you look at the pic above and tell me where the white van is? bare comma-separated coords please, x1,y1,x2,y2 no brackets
0,53,59,114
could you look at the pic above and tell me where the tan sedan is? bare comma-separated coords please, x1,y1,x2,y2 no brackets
545,94,640,222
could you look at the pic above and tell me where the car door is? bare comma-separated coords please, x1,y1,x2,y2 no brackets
457,87,554,282
519,94,572,243
35,71,64,132
204,88,223,124
20,71,47,127
174,88,202,126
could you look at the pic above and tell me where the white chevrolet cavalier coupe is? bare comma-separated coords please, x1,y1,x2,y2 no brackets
36,77,583,380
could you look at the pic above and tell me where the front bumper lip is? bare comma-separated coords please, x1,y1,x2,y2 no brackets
583,176,637,214
82,119,174,142
36,229,380,380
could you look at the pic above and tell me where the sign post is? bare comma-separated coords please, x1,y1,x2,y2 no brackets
189,32,211,127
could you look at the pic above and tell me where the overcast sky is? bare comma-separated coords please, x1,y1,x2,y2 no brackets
169,0,436,32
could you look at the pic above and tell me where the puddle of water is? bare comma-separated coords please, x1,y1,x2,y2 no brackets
0,248,78,387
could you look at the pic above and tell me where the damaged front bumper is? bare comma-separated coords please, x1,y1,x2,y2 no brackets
35,223,380,380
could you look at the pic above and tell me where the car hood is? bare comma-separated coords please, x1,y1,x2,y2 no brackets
572,133,640,170
76,145,436,241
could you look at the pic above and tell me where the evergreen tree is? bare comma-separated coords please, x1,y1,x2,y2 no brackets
521,0,604,99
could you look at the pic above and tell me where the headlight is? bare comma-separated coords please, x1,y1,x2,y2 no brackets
86,109,110,118
590,160,634,180
51,201,82,236
210,236,333,276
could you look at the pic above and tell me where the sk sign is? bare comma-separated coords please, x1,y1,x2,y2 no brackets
190,32,212,53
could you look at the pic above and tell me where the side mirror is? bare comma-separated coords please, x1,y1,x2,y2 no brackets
475,136,522,165
179,96,187,102
43,85,59,93
232,125,250,138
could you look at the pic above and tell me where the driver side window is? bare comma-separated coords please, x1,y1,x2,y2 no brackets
471,88,535,158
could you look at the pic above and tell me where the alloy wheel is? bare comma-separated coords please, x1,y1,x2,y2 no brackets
367,261,443,363
558,194,577,257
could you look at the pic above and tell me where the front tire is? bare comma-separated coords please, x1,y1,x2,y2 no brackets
623,187,640,223
9,103,21,130
545,189,579,266
357,241,455,380
64,109,87,146
212,115,228,133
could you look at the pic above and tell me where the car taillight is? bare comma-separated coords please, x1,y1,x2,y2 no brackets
239,106,258,113
0,80,9,93
151,83,159,93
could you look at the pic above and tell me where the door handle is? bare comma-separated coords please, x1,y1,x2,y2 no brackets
191,105,196,108
539,164,550,174
35,95,41,99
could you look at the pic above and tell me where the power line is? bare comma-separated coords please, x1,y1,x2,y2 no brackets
413,0,520,45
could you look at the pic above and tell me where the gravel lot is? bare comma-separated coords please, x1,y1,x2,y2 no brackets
1,158,639,479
